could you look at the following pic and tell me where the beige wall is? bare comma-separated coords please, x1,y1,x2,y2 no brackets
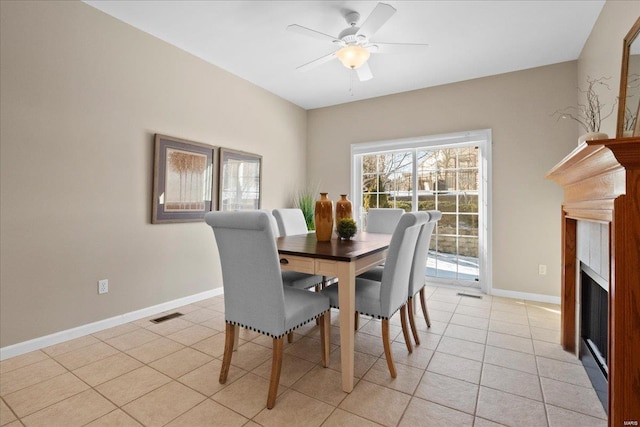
2,0,636,349
0,1,307,347
578,0,640,137
307,62,579,298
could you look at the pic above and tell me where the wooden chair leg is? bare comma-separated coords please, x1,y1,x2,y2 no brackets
233,326,240,351
407,296,421,345
382,319,397,378
267,336,284,409
287,332,294,343
419,287,431,328
400,304,413,354
354,311,359,330
320,311,330,367
219,323,235,384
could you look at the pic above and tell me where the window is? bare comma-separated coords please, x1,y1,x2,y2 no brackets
352,130,492,292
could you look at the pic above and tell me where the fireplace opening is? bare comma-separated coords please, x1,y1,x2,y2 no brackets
580,263,608,413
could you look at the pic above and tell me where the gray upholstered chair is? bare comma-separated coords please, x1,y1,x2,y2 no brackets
205,211,330,409
359,210,441,346
353,207,405,329
406,210,441,344
272,208,310,236
322,211,428,378
365,208,405,234
268,209,325,292
272,208,335,292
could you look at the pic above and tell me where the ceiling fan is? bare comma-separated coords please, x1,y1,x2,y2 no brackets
287,2,428,81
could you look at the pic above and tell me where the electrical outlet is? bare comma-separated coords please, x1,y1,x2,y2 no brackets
538,264,547,276
98,279,109,294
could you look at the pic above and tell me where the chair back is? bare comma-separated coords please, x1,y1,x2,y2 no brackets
205,211,286,337
260,209,281,238
366,208,404,234
272,208,309,236
408,210,442,296
379,212,429,316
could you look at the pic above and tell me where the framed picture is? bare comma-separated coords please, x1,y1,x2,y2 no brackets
219,148,262,211
152,134,217,223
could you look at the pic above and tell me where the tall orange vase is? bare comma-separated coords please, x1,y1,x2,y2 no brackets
335,194,353,225
315,193,333,242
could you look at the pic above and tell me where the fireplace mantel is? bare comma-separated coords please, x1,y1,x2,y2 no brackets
546,137,640,426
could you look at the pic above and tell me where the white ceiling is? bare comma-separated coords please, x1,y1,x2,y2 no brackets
84,0,605,110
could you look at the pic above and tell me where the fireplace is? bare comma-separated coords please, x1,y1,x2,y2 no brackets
546,136,640,425
580,263,608,412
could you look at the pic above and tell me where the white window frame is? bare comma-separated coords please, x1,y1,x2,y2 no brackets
351,129,493,294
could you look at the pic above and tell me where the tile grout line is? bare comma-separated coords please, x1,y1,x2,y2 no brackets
474,292,493,426
527,301,552,427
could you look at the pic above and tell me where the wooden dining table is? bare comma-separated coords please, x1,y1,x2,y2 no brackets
276,232,392,392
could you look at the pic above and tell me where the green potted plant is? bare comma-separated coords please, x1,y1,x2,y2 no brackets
293,183,319,230
336,218,357,240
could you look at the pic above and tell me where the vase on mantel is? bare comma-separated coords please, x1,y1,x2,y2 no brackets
578,132,608,145
335,194,353,225
315,193,333,242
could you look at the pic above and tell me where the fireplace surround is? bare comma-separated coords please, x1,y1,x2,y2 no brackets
546,137,640,426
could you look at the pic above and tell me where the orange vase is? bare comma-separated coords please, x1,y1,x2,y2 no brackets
315,193,333,242
335,194,353,225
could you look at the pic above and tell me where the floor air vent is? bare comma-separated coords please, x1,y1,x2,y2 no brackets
151,312,183,323
457,293,482,299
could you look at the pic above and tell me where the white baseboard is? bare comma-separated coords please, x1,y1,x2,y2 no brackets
490,288,561,305
424,281,560,305
0,288,224,361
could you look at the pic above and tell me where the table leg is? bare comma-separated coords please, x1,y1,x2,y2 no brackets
337,261,356,392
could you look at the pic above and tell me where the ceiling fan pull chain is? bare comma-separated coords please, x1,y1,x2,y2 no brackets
349,69,355,97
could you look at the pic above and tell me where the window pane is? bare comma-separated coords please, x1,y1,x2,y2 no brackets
437,195,457,213
419,194,436,211
459,236,479,258
437,235,456,254
438,149,457,169
435,251,456,278
362,155,378,174
459,214,478,236
417,170,438,192
362,174,378,192
458,146,478,168
459,193,478,213
438,215,457,237
458,169,478,191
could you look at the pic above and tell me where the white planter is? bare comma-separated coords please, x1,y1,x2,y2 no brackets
578,132,608,144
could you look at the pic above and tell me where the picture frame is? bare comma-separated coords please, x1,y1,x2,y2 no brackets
219,148,262,211
152,134,217,223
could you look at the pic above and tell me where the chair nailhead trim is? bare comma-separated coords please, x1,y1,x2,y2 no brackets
225,309,329,339
328,304,402,321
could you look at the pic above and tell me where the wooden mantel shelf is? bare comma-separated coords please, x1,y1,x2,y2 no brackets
546,136,640,426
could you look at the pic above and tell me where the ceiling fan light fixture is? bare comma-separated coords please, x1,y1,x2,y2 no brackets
336,45,370,69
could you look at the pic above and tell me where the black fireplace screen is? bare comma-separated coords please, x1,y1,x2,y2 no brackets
581,269,608,365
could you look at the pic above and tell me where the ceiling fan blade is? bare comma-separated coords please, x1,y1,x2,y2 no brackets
287,24,341,44
356,62,373,81
369,42,429,54
356,3,396,39
296,51,338,72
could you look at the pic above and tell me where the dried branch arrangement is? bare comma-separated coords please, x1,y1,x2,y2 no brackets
552,76,617,133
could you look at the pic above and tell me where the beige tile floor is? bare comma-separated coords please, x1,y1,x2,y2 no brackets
0,285,608,427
